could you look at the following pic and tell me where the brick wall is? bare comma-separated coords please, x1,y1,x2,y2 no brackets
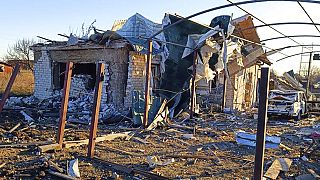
124,51,146,108
34,50,53,99
33,47,130,110
224,64,259,112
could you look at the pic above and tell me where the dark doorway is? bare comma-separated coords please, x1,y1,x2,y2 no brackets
53,62,97,90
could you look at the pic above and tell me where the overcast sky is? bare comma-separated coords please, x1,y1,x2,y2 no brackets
1,0,320,74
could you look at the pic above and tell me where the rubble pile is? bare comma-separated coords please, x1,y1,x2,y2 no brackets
4,91,124,125
70,75,93,98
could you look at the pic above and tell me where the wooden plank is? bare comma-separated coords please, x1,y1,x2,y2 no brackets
264,158,292,179
65,131,132,149
88,63,105,158
0,64,20,112
57,62,73,147
7,123,21,133
0,163,6,168
38,143,61,153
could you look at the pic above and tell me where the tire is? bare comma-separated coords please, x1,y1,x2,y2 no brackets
294,111,301,121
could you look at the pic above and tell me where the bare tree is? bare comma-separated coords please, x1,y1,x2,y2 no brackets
5,38,36,71
309,66,320,84
295,65,320,84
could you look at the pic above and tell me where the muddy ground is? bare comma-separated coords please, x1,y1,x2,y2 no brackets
0,108,319,179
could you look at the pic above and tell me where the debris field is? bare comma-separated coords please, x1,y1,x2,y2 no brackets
0,96,319,179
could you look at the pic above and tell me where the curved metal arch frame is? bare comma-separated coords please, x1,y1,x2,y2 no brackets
237,22,320,32
261,35,320,42
266,44,320,54
148,0,320,40
275,50,320,62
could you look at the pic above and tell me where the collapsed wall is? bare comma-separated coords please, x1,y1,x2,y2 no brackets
32,46,130,109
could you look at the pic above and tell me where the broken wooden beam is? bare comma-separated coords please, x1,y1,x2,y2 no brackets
0,64,20,112
38,143,61,153
7,122,21,133
65,131,133,149
0,162,6,168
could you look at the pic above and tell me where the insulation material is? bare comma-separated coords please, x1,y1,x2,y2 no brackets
215,39,243,73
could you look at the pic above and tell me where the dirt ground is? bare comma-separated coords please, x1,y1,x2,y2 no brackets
0,107,319,179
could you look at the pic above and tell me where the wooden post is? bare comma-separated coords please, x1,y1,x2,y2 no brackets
221,73,227,112
190,51,197,119
253,67,270,180
0,64,20,112
88,63,105,158
143,40,153,128
57,62,73,147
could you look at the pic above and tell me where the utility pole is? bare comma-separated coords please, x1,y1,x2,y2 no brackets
306,52,312,100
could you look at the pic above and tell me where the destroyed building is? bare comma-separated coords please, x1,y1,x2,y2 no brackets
31,13,271,119
222,15,272,112
31,14,164,112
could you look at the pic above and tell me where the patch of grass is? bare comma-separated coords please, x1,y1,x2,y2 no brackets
0,70,34,96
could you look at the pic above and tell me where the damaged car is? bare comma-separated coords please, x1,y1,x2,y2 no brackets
267,90,307,120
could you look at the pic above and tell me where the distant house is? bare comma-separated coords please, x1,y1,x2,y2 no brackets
0,62,13,73
6,59,34,70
